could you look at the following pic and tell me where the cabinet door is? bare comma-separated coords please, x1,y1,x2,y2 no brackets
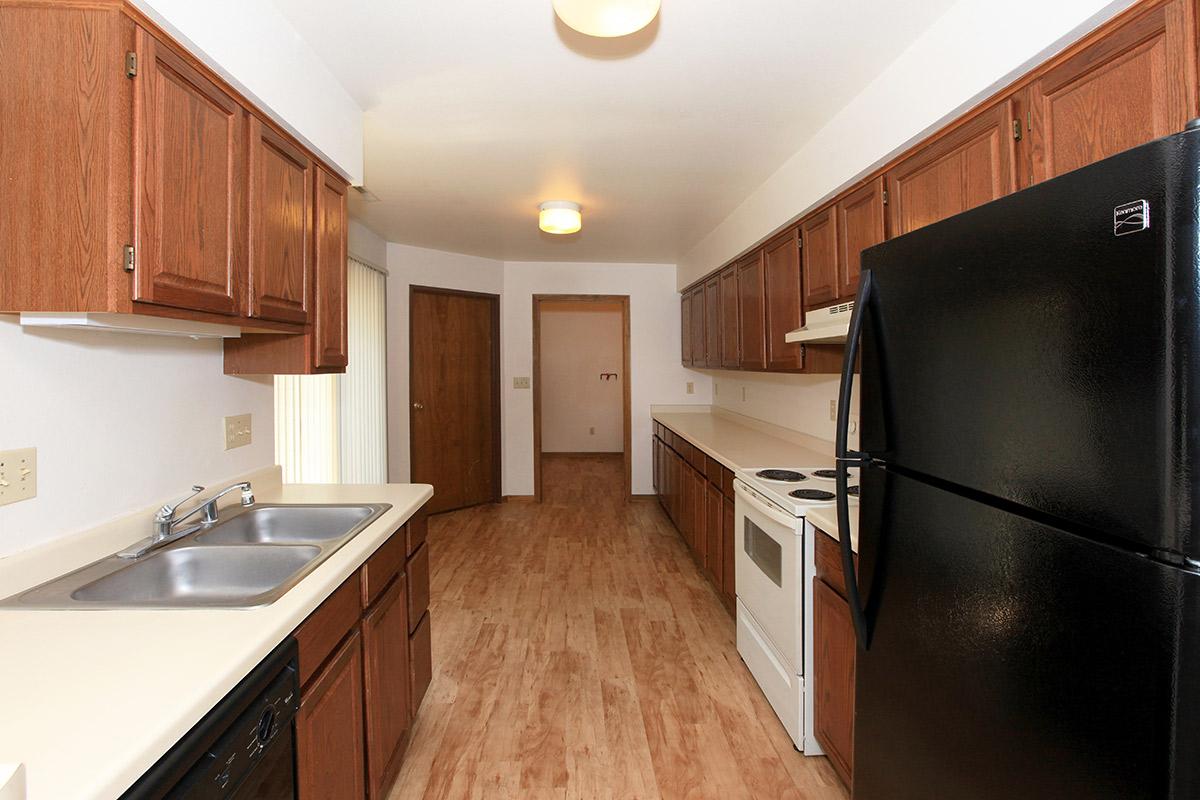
313,167,349,369
719,266,740,368
801,207,839,309
737,251,766,370
836,177,886,299
362,576,411,799
409,610,433,715
406,542,430,634
248,116,312,324
813,578,856,787
1029,0,1196,183
297,631,366,800
704,276,721,369
705,481,723,587
762,229,804,371
886,99,1017,237
692,467,707,564
680,461,695,549
721,496,735,607
133,27,245,316
688,288,706,368
680,293,693,366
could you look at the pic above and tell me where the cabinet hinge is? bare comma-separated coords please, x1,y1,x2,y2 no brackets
1012,118,1022,141
882,189,889,206
125,52,137,78
122,245,135,273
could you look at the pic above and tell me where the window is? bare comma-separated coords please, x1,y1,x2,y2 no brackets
275,256,388,483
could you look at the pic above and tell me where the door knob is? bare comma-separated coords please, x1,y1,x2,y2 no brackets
412,402,424,410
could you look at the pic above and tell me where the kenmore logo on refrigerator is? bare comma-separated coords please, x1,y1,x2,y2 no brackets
1114,200,1149,236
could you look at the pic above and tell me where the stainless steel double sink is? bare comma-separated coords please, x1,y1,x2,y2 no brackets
3,503,391,609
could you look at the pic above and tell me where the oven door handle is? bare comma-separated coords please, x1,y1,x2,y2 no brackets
733,481,797,528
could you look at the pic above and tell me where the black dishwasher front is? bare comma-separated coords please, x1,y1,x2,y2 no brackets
121,637,299,800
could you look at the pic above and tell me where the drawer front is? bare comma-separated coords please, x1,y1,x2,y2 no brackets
406,542,430,635
361,527,406,608
720,466,735,500
705,454,722,485
406,511,428,557
409,610,432,716
295,571,362,687
814,527,856,600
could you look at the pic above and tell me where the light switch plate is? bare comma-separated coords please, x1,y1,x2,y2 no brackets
224,414,252,450
513,377,531,389
0,448,37,507
830,400,838,421
686,381,694,395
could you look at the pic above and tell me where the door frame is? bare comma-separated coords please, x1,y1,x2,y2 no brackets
532,294,632,502
408,285,502,511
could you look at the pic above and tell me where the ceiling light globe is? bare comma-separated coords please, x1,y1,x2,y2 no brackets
538,201,583,235
552,0,661,38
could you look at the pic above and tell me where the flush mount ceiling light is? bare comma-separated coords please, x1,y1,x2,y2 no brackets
552,0,661,38
538,201,583,234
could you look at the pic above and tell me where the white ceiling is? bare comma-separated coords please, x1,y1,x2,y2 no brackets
271,1,956,263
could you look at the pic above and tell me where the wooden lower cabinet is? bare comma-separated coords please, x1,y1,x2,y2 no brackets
362,576,411,799
294,517,432,800
813,529,858,789
721,495,735,608
297,631,367,800
705,481,723,588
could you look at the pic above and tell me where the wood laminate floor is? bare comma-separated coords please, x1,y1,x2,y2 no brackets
389,453,848,799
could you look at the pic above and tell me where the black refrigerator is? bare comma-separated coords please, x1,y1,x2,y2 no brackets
833,124,1200,799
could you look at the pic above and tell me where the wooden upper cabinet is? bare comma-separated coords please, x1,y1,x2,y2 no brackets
680,292,693,366
313,167,349,370
737,251,766,371
719,266,740,368
133,27,245,316
836,177,886,299
801,207,838,309
1029,0,1197,183
248,116,312,324
762,229,804,372
704,275,721,369
688,287,706,368
886,99,1017,237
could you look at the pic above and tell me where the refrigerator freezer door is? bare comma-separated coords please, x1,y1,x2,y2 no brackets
858,129,1200,557
853,467,1200,800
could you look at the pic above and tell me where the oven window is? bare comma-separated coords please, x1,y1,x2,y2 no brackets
744,517,782,587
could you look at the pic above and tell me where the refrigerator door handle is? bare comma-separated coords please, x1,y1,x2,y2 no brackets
837,268,873,650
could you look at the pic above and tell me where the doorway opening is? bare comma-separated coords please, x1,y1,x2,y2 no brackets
532,295,632,502
409,285,502,514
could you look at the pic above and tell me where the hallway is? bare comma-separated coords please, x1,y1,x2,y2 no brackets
389,454,848,799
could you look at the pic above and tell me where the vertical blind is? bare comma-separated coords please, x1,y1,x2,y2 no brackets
275,256,388,484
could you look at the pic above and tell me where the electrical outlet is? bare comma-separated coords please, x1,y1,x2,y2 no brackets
830,400,838,421
714,382,719,397
741,386,747,402
589,427,595,435
513,376,531,389
686,381,694,395
0,448,37,507
224,414,252,450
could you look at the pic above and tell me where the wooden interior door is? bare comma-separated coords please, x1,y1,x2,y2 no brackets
886,99,1017,236
836,177,886,299
801,206,839,309
719,266,740,368
133,27,244,315
248,116,311,324
313,166,348,370
410,287,500,514
762,229,804,371
737,251,766,370
1029,0,1197,183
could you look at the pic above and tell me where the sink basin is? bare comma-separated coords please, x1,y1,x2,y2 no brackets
194,504,378,546
71,545,321,606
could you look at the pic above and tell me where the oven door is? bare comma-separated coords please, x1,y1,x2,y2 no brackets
734,480,803,672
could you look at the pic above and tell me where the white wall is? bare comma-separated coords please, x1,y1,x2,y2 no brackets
504,262,710,496
709,371,842,442
539,303,624,453
130,0,364,183
348,220,388,271
677,0,1134,286
0,319,273,558
384,244,505,484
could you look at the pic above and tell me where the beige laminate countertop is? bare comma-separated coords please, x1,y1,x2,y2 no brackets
652,407,859,552
0,471,433,800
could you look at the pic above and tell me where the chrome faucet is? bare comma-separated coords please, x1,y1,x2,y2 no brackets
119,481,255,559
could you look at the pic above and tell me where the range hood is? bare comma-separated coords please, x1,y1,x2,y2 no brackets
19,313,241,339
784,300,854,344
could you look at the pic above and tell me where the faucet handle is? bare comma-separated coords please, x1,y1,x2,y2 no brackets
157,485,205,520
